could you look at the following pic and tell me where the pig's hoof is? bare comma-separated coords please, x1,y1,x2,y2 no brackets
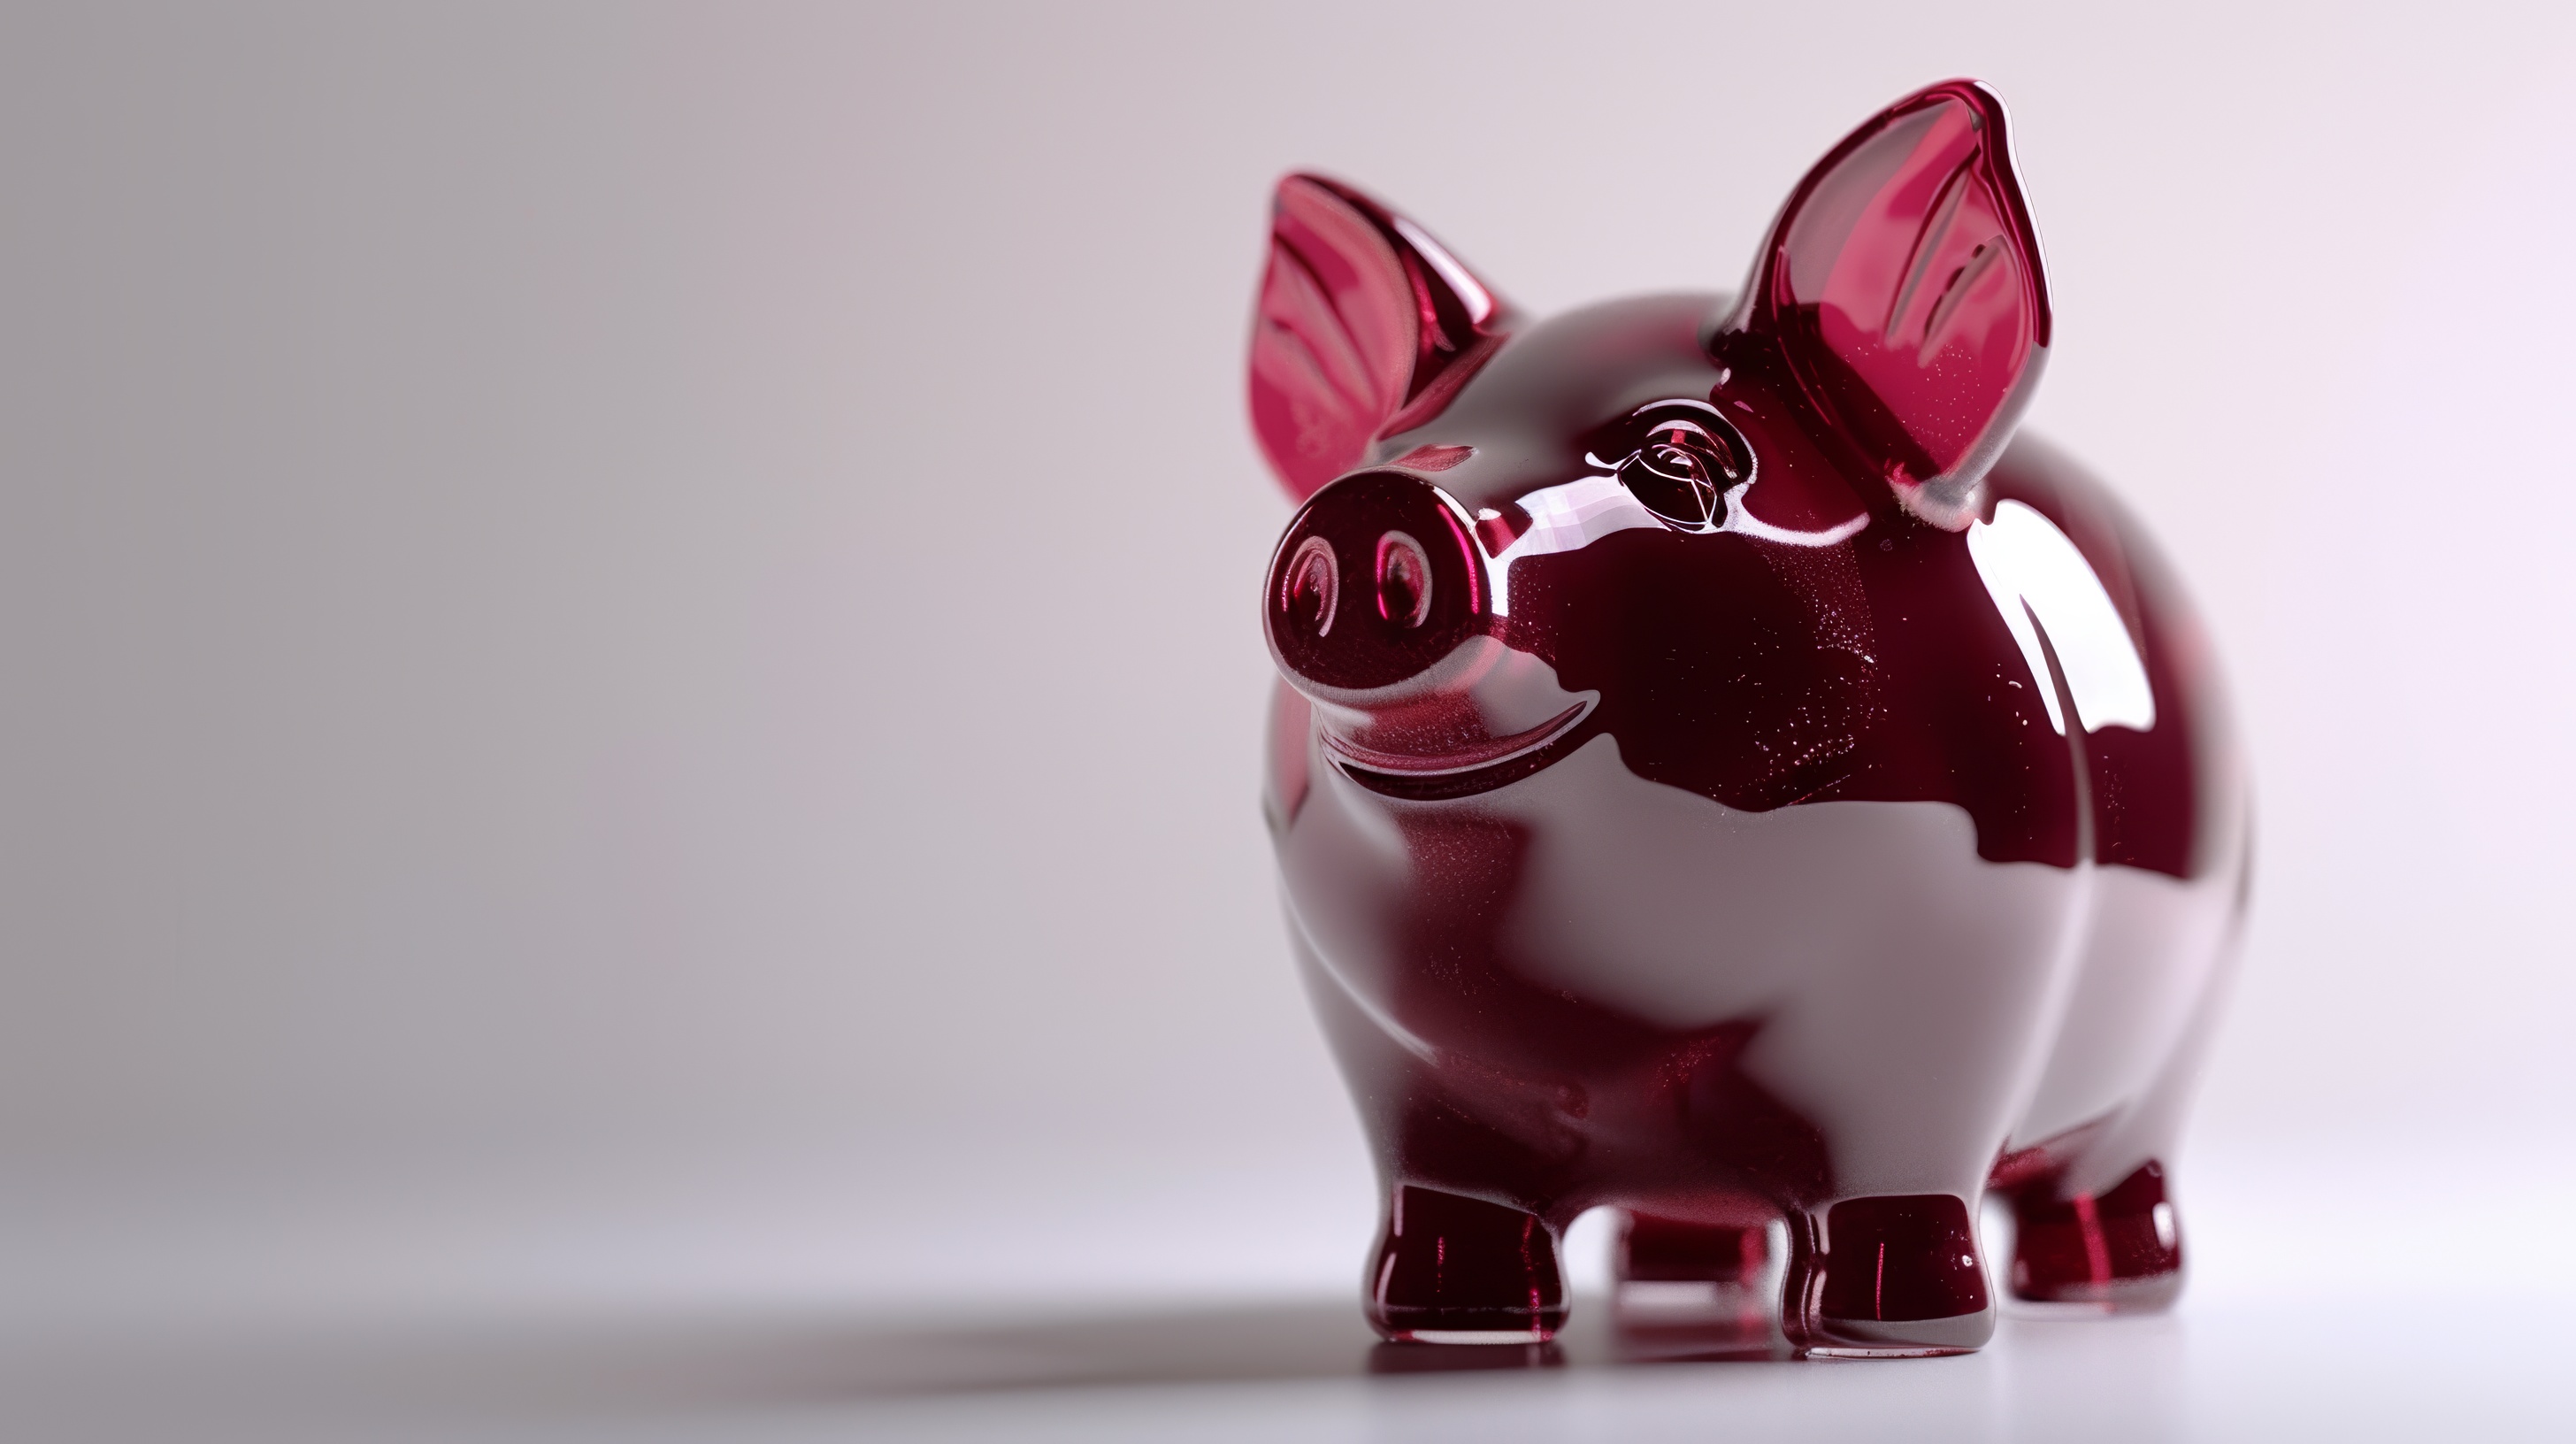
1796,1194,1994,1357
2007,1160,2185,1310
1365,1185,1568,1343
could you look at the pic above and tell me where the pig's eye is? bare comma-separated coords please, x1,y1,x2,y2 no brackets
1376,531,1433,627
1607,408,1749,532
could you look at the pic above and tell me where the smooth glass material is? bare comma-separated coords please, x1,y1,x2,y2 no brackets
1247,80,2246,1358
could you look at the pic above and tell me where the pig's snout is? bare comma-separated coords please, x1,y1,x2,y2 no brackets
1264,472,1590,790
1264,472,1486,698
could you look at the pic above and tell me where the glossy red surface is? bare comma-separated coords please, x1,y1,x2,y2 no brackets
1248,81,2247,1358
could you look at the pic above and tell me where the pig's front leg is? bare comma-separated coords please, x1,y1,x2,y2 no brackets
1289,928,1579,1342
1779,1194,1993,1356
1365,1184,1568,1342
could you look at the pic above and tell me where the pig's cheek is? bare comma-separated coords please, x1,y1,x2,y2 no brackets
1261,680,1314,835
1276,757,1416,1018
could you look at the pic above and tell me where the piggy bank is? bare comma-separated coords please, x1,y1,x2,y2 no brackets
1249,81,2247,1357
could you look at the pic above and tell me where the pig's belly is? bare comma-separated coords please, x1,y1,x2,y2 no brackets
1276,730,2103,1199
1478,736,2094,1195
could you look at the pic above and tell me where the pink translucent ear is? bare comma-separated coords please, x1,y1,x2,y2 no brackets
1738,81,2050,528
1249,175,1513,503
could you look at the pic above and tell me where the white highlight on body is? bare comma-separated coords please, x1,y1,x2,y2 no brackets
1965,501,2155,734
1717,481,1869,548
1482,474,1867,615
1488,477,1661,613
1484,735,2093,1197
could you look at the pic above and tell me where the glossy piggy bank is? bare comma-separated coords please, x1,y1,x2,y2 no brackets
1249,81,2247,1357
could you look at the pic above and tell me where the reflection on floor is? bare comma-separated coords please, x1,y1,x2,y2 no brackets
9,1287,1798,1420
12,1284,2575,1441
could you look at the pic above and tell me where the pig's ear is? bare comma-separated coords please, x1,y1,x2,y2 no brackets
1249,175,1513,502
1736,81,2050,528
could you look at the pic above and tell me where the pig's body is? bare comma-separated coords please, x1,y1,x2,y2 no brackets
1247,85,2245,1356
1268,419,2244,1349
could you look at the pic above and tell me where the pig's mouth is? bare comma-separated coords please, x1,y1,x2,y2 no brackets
1322,700,1594,801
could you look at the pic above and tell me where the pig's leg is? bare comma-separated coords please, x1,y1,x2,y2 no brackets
1779,1193,1993,1356
2002,906,2241,1310
2003,1160,2183,1309
1999,969,2218,1311
1354,1065,1576,1341
2003,848,2247,1310
1365,1185,1568,1341
1288,927,1574,1342
1618,1211,1769,1288
1612,1211,1772,1332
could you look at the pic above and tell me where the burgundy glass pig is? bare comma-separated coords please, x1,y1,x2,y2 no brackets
1249,81,2247,1357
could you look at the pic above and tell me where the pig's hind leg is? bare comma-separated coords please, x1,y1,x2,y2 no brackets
1999,849,2248,1310
2000,1158,2185,1310
1997,991,2219,1311
1610,1210,1776,1340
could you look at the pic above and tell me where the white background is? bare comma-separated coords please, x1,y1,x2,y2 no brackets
6,3,2574,1435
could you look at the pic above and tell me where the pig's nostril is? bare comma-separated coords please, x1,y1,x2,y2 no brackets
1283,536,1339,636
1376,531,1433,627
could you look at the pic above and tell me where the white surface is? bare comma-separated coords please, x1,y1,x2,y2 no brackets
6,2,2576,1437
8,1135,2571,1440
17,1305,2572,1443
